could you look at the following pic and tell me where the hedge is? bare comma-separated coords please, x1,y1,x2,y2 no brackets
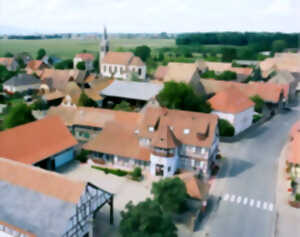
218,119,235,137
92,166,129,176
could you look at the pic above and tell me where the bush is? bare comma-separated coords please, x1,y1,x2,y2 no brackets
31,98,49,110
218,119,235,137
253,114,263,123
131,167,142,180
76,150,89,163
76,61,86,70
92,166,129,176
296,193,300,202
250,95,265,113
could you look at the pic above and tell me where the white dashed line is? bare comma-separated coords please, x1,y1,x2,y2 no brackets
243,197,248,205
230,195,236,202
256,201,261,208
237,196,242,204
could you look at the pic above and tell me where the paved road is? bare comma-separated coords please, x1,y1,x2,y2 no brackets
199,105,300,237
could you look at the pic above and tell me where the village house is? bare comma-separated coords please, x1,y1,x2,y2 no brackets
14,52,33,65
3,74,41,94
26,60,48,75
99,27,146,80
208,87,255,135
268,70,298,103
84,107,219,178
73,53,95,71
0,157,113,237
260,52,300,78
47,105,140,143
101,80,163,109
200,79,288,113
0,116,78,171
0,57,19,71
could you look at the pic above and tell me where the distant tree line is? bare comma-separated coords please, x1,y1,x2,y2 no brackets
176,32,298,50
6,34,64,40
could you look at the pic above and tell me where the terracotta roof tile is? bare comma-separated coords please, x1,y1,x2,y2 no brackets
75,53,94,61
154,66,169,81
130,56,145,66
206,62,232,72
26,60,44,71
0,116,77,165
102,52,134,65
209,87,255,114
0,158,86,204
151,120,178,149
163,62,199,83
0,57,14,67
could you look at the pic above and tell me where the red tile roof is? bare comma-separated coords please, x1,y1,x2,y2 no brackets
75,53,95,61
230,67,253,76
130,56,145,66
0,57,15,67
154,66,169,81
26,60,44,71
0,116,77,165
102,52,134,65
151,119,178,149
209,87,255,114
0,157,86,204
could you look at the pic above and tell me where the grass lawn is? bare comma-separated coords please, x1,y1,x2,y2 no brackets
0,38,176,59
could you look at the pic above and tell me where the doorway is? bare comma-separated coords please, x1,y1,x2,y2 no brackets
155,164,164,176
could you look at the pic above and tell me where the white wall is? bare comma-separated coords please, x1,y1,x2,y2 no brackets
150,149,179,177
101,63,147,80
212,107,254,135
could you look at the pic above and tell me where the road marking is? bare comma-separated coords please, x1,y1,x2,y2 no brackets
230,195,236,202
263,202,268,210
243,197,248,205
269,203,274,211
256,201,261,208
250,199,255,207
223,193,230,201
236,196,242,204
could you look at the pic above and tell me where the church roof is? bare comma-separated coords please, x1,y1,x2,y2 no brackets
102,52,134,65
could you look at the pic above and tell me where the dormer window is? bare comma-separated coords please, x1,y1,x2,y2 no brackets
148,126,154,132
183,129,190,135
134,129,140,134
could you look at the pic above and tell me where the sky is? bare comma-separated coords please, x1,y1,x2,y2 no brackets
0,0,299,34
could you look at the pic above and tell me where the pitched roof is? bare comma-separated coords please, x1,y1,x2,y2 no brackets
0,57,15,67
208,87,255,114
178,172,209,200
163,62,199,83
130,56,145,66
102,52,134,65
201,79,286,103
75,53,94,61
83,121,151,161
47,106,141,128
0,157,86,204
0,116,77,165
154,66,169,81
230,67,253,76
26,60,44,71
268,70,296,84
151,119,178,149
101,80,163,101
0,221,36,237
206,62,232,72
43,90,66,101
138,107,218,148
3,74,41,87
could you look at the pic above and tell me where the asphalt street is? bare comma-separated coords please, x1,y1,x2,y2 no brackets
200,105,300,237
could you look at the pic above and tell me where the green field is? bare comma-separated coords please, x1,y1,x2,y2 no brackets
0,38,176,59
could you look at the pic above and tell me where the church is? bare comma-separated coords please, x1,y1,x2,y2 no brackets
99,27,147,80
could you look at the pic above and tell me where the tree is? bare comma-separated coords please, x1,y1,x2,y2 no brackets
158,52,165,61
15,56,26,68
78,92,98,107
157,81,211,113
54,59,73,69
36,48,46,60
4,52,13,58
134,45,151,62
120,199,177,237
250,95,264,113
31,98,49,111
217,71,237,81
247,67,262,82
151,177,187,213
201,70,217,79
93,56,99,73
218,119,235,137
113,101,133,112
272,40,287,53
76,61,86,70
221,47,237,62
2,103,35,129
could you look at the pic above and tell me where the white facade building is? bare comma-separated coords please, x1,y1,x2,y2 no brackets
73,53,94,71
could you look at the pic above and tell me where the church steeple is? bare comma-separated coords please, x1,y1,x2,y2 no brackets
99,26,110,73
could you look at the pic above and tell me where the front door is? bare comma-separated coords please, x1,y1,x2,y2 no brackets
155,164,164,176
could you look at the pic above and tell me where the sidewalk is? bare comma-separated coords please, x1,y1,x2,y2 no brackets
275,145,300,237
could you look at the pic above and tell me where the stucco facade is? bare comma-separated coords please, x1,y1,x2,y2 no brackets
101,63,146,80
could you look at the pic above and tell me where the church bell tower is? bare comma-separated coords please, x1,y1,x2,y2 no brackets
99,26,109,73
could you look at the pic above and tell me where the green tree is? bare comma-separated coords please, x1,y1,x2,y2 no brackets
15,56,26,69
157,81,211,113
201,70,217,79
4,52,13,58
120,199,177,237
218,119,235,137
151,177,187,214
113,101,133,112
221,47,237,62
36,48,46,60
78,92,98,107
93,56,99,73
134,45,151,62
131,167,142,180
76,61,86,70
272,40,287,53
54,59,73,69
31,98,49,111
158,52,165,61
2,103,35,129
250,95,264,113
217,71,237,81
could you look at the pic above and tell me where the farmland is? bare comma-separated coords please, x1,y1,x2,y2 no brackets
0,38,176,59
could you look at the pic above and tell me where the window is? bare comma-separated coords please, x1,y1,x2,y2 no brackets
183,129,190,134
103,65,106,72
168,166,171,172
148,126,154,132
138,68,142,76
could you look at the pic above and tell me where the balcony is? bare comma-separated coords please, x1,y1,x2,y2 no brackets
152,148,175,158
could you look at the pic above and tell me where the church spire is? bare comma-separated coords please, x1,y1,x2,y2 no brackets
99,26,110,74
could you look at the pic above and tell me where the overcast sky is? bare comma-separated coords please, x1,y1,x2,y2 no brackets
0,0,299,34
